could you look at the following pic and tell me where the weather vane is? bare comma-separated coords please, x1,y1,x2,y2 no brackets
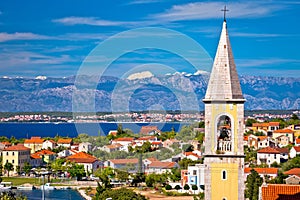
221,5,229,21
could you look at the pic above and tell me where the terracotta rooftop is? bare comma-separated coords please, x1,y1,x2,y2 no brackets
244,136,249,141
30,154,42,159
269,122,280,126
258,147,280,154
67,152,98,163
57,138,72,144
258,136,268,141
252,123,270,127
273,129,294,133
112,137,134,142
35,149,56,155
137,136,157,141
284,168,300,176
4,144,31,151
145,157,159,162
148,161,176,169
24,136,44,144
244,168,278,174
293,146,300,152
295,138,300,144
109,158,138,164
105,143,123,149
261,184,300,200
140,126,161,134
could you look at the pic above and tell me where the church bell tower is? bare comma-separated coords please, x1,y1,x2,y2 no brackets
203,14,245,200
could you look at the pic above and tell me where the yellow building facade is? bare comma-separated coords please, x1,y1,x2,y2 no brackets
2,144,31,174
203,19,245,200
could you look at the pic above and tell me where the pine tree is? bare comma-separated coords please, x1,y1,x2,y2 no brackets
245,169,263,200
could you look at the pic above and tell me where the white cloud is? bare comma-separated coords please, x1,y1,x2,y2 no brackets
151,2,284,22
53,16,139,27
0,32,53,42
236,58,300,67
231,32,284,38
127,0,162,5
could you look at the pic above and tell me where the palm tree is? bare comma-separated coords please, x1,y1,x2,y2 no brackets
4,162,13,177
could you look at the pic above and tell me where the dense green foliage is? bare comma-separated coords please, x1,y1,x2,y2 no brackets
94,187,147,200
245,169,263,200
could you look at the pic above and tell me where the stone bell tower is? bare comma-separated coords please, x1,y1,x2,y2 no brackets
202,13,246,200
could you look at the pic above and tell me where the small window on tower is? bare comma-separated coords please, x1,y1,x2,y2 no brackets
222,170,227,180
224,45,226,48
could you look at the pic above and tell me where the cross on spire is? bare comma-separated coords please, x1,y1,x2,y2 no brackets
221,5,229,21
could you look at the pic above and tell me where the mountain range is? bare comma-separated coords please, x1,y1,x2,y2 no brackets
0,73,299,112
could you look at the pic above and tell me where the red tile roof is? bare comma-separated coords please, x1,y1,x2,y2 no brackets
148,161,176,169
35,149,56,155
273,129,294,133
105,143,123,149
57,138,72,144
269,122,280,126
112,137,134,142
109,158,138,164
244,168,278,174
252,123,269,127
295,138,300,144
244,136,249,141
1,141,11,145
137,136,157,141
30,154,42,159
67,152,98,163
24,136,44,144
145,157,159,162
258,136,268,141
284,168,300,176
261,184,300,200
4,144,31,151
292,146,300,152
140,126,161,134
258,147,280,154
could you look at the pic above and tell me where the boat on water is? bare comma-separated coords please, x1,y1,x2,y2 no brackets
0,183,12,190
40,183,56,190
17,184,35,190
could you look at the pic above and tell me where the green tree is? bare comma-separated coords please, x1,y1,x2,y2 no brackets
23,162,32,176
165,184,172,190
0,191,27,200
67,162,86,180
246,118,257,127
94,187,147,200
115,169,129,181
175,185,181,191
178,158,202,169
169,168,181,182
4,162,14,177
281,156,300,172
245,169,263,200
184,184,190,191
192,184,198,194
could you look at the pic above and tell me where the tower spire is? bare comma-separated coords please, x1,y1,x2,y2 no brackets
203,19,245,102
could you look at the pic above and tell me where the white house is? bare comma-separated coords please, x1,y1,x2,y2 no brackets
42,140,56,150
257,147,281,166
290,146,300,158
244,168,278,181
79,142,92,153
145,161,179,174
66,152,102,174
186,164,205,194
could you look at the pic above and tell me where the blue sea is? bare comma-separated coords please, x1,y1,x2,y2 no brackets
0,122,191,139
16,189,85,200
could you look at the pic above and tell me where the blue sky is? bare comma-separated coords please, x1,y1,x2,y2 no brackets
0,0,299,78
